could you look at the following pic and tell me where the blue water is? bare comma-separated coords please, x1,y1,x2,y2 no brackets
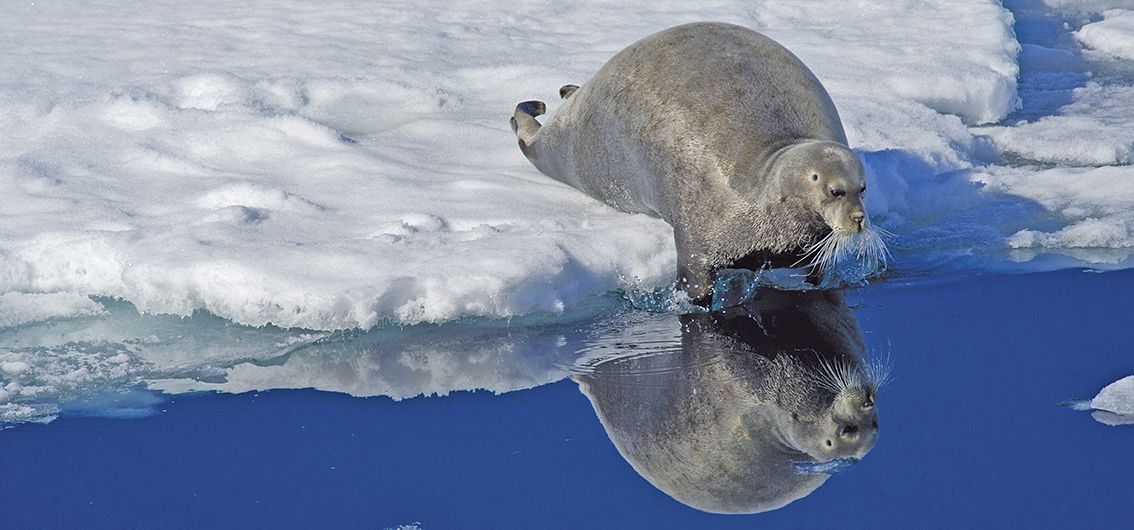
2,268,1131,529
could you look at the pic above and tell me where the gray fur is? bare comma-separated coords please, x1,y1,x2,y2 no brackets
513,22,872,300
574,290,879,514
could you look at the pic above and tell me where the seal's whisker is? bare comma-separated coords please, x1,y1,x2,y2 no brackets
862,346,893,392
813,355,845,394
811,234,840,274
793,231,833,269
871,225,896,239
811,352,873,395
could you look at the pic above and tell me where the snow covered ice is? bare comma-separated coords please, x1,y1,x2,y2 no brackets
1077,8,1134,60
3,0,1134,424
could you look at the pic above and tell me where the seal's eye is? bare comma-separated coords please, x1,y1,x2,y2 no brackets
859,184,866,193
811,173,819,182
830,188,846,198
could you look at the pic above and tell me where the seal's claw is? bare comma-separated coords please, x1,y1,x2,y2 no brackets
559,84,580,99
517,100,546,117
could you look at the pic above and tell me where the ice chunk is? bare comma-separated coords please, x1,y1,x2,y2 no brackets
1077,9,1134,60
1042,0,1134,12
0,292,105,329
710,260,885,312
1063,376,1134,426
972,165,1134,251
976,83,1134,166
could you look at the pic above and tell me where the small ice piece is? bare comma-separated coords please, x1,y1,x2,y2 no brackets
710,269,762,311
1062,376,1134,426
709,261,884,311
818,255,886,288
793,457,860,475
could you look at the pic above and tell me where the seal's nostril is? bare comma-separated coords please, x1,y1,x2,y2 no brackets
851,212,865,224
840,424,859,436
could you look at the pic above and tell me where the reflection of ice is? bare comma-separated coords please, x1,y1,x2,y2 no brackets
793,457,860,475
148,315,584,399
0,294,629,426
0,298,324,425
1063,376,1134,426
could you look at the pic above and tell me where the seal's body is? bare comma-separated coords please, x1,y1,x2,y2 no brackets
513,22,881,301
574,289,882,513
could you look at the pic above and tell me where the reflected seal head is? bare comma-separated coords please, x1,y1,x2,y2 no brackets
511,22,886,302
573,290,882,514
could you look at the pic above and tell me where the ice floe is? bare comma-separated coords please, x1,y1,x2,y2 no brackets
0,0,1023,330
1065,376,1134,426
1076,9,1134,60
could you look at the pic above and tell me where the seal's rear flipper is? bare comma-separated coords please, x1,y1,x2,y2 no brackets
559,84,580,99
511,100,545,147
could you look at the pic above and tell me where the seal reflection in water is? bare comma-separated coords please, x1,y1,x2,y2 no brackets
573,290,883,514
512,22,888,302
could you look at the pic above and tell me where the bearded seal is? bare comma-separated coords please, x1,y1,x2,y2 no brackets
573,289,884,513
512,22,887,302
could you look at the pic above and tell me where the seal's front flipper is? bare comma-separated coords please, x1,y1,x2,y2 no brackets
559,84,580,99
511,100,545,147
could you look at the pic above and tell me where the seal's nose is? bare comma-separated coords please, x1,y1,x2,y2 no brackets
851,211,865,230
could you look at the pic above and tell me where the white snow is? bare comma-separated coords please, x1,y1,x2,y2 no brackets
1076,9,1134,60
0,0,1024,331
1088,375,1134,426
1041,0,1134,12
973,165,1134,248
0,292,105,328
976,83,1134,166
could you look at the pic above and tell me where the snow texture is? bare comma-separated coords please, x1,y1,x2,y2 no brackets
1077,9,1134,60
976,83,1134,166
0,0,1023,331
0,292,105,328
973,165,1134,249
1068,375,1134,426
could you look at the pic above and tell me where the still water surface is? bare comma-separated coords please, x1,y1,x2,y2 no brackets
1,269,1131,528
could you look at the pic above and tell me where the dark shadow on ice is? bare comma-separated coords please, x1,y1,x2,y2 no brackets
572,289,883,514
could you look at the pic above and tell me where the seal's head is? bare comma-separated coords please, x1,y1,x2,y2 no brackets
776,349,884,462
788,380,879,462
771,140,888,275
